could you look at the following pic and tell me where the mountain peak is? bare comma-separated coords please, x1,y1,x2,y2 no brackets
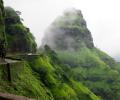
42,8,94,51
64,8,83,17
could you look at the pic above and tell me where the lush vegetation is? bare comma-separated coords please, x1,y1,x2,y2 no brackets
57,47,120,100
0,46,100,100
5,7,37,53
1,1,120,100
0,3,100,100
0,0,6,42
28,45,100,100
0,62,54,100
42,8,120,100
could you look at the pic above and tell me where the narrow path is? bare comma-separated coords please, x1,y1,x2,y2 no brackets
5,59,21,63
0,58,21,65
0,92,33,100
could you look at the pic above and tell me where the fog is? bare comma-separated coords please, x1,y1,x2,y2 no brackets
4,0,120,60
42,9,92,52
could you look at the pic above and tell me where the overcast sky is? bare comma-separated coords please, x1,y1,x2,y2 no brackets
4,0,120,59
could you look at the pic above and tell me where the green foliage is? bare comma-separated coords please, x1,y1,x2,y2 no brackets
27,46,100,100
70,80,100,100
2,3,120,100
41,8,120,99
5,7,21,24
0,0,6,41
5,7,37,53
0,62,54,100
93,48,116,67
57,47,120,100
51,83,78,100
58,47,107,68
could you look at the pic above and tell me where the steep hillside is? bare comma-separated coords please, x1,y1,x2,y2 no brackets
0,2,52,99
0,0,6,42
0,3,100,100
0,47,100,100
42,8,120,100
28,45,100,100
0,62,54,100
42,8,94,50
5,7,37,53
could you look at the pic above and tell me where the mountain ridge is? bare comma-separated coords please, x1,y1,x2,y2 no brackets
41,8,120,100
42,8,94,51
0,1,100,100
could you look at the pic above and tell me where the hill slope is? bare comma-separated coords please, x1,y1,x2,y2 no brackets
0,2,100,100
42,8,120,100
5,7,37,53
0,0,6,42
28,45,100,100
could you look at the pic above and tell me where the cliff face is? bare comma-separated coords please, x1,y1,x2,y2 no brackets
42,8,94,51
0,0,5,41
5,7,37,53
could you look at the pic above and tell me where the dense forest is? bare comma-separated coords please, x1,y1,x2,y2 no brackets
1,0,120,100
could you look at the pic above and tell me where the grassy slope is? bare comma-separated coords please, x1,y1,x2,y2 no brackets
0,50,100,100
1,4,99,99
27,46,100,100
5,7,37,53
57,47,120,100
41,9,120,99
0,62,54,100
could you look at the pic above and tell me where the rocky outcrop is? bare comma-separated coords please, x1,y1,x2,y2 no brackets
5,7,37,53
42,8,94,51
0,0,5,41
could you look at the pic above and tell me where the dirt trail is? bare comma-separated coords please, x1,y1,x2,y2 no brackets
0,92,34,100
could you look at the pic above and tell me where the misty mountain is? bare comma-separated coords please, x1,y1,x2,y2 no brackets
42,8,120,100
42,8,94,51
0,1,100,100
1,0,120,99
114,55,120,62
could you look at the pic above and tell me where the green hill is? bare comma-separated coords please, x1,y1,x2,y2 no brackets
42,8,94,50
42,8,120,100
28,45,100,100
0,1,100,100
5,7,37,53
